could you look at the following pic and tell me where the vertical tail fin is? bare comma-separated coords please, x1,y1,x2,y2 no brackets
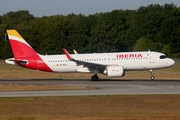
7,30,38,59
6,30,52,72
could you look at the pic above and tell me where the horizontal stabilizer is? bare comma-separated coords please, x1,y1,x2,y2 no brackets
5,58,28,66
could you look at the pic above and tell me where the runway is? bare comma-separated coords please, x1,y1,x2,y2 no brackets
0,79,180,97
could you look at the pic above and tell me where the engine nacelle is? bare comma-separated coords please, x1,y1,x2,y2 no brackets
103,66,125,77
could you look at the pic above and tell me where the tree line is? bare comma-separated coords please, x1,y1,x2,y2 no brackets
0,3,180,59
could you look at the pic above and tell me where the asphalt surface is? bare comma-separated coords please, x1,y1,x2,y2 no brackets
0,79,180,97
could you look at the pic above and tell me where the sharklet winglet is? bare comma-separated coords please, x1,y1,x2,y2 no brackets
62,48,73,60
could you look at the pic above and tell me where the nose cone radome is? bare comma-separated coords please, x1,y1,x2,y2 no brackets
168,58,175,67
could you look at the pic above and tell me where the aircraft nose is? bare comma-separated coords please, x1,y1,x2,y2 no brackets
168,59,175,66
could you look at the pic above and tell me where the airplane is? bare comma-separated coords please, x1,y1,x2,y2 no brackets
5,30,175,81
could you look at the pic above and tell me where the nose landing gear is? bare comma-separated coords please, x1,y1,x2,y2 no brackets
150,69,155,80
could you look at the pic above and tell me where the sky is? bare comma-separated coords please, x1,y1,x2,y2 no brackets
0,0,180,17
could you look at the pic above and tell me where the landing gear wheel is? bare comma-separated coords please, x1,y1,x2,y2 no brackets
91,75,98,81
149,69,155,80
150,76,155,80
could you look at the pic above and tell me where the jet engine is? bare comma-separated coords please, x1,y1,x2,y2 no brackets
103,66,125,77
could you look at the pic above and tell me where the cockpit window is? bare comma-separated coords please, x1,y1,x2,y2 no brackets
160,55,167,59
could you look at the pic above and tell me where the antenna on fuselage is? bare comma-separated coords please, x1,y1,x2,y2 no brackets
148,49,151,52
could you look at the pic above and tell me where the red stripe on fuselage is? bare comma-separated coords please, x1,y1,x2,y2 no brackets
10,40,53,72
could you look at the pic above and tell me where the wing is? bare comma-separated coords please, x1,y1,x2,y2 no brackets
62,48,106,73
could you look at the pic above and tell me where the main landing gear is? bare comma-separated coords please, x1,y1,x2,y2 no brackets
150,69,155,80
91,70,99,81
91,74,99,81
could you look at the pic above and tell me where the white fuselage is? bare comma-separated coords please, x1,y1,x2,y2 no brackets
39,51,175,73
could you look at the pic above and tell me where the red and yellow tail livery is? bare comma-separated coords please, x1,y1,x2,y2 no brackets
6,30,52,72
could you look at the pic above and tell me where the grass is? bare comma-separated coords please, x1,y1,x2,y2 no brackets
0,95,180,120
